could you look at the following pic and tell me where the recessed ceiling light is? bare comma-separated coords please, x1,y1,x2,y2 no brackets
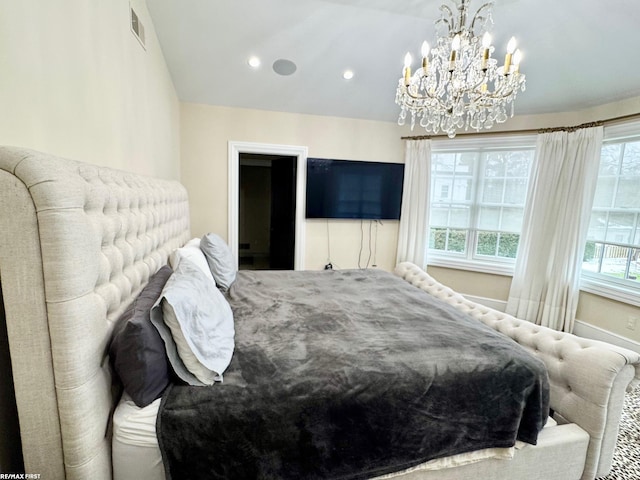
343,70,354,80
248,56,261,68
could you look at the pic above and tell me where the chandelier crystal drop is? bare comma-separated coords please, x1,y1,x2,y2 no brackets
395,0,526,138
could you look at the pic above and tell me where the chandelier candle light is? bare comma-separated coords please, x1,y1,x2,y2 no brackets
396,0,526,138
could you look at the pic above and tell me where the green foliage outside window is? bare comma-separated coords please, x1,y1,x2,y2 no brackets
475,231,519,258
476,232,498,256
497,233,520,258
430,228,447,250
429,228,466,253
448,230,466,252
583,241,596,262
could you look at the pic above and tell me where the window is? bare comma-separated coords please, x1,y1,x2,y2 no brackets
582,135,640,297
428,136,535,272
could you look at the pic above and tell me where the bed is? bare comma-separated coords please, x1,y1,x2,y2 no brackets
1,146,639,480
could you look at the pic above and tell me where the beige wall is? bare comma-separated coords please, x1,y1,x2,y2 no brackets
0,0,181,179
0,0,181,471
180,103,404,271
576,292,640,343
180,98,640,343
426,266,512,301
426,267,640,344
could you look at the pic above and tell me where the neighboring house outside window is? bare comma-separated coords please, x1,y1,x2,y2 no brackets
582,128,640,305
427,135,535,275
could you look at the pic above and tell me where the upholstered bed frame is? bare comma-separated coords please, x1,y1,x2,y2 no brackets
0,147,190,478
0,146,638,480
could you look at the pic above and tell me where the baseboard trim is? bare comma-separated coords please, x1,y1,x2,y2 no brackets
462,294,640,353
463,294,507,312
573,320,640,354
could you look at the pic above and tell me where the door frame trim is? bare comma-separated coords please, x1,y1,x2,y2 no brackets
228,141,308,270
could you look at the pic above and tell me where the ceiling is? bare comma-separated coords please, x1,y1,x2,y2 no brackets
147,0,640,124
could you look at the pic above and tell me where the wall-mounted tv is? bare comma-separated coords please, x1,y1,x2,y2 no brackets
305,158,405,220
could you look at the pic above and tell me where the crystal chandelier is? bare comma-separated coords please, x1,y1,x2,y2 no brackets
396,0,526,138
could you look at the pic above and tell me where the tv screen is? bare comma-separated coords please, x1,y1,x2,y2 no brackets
305,158,404,220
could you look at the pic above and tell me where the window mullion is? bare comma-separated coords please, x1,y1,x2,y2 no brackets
612,143,624,209
470,151,484,260
624,248,632,280
597,243,604,274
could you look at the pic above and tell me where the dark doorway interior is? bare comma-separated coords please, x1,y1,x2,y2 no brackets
239,154,297,270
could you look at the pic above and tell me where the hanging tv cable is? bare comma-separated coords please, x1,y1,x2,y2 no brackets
324,219,333,270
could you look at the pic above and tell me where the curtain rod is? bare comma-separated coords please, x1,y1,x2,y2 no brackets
400,111,640,140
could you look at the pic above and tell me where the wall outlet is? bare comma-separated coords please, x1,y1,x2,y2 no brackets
627,316,638,331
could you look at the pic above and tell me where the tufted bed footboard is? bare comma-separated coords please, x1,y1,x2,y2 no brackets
394,262,640,480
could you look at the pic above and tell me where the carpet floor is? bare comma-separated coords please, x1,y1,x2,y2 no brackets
601,386,640,480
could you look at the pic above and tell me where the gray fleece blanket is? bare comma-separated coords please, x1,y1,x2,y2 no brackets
157,269,549,480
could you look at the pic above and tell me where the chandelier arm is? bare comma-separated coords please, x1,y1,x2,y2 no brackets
435,18,451,32
437,5,455,32
457,0,468,33
473,83,523,100
472,75,525,97
403,89,515,106
399,77,524,112
470,2,494,33
402,67,524,98
401,87,462,114
439,4,455,21
407,71,493,100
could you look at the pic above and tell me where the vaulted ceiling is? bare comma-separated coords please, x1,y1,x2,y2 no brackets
147,0,640,123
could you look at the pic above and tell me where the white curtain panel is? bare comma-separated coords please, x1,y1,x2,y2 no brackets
506,126,603,332
396,139,431,268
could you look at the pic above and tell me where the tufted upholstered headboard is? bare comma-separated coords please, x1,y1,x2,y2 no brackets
0,146,190,479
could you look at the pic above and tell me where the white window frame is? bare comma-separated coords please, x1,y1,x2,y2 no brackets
427,134,536,276
580,120,640,306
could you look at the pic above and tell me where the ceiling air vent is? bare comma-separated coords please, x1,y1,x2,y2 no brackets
130,6,146,49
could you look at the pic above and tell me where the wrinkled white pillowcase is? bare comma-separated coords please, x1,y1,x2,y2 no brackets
150,257,235,386
169,238,216,285
200,233,237,291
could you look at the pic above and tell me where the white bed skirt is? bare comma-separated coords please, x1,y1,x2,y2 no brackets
112,394,165,480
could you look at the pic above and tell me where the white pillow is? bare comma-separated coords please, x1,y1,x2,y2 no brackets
162,301,219,385
169,238,215,284
150,257,235,386
200,233,237,290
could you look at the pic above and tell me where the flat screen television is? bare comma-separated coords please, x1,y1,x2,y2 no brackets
305,158,404,220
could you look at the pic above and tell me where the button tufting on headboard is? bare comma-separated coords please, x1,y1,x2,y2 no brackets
0,146,191,479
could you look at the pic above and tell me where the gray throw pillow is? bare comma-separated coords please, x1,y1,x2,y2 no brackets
200,233,237,290
109,265,173,408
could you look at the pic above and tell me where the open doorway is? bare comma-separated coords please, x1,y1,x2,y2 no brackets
228,141,307,270
239,153,297,270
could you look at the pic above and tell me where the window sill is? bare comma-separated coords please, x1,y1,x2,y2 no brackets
579,276,640,307
426,259,640,307
427,255,515,276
